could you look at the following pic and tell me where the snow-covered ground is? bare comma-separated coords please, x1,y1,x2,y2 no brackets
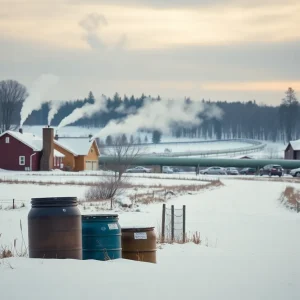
1,175,300,299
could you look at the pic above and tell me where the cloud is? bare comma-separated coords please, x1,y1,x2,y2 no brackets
79,13,108,49
0,30,299,105
69,0,299,9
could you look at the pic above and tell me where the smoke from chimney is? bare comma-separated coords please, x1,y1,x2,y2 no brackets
57,95,107,129
92,98,223,139
48,100,64,126
20,74,59,127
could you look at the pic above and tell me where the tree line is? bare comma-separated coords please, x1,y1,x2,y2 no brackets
0,79,299,143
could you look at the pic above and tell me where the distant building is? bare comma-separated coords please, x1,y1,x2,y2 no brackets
0,127,100,171
284,140,300,160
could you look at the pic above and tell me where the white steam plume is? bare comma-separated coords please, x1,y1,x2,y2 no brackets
20,74,59,127
48,100,64,126
93,98,223,139
57,95,108,129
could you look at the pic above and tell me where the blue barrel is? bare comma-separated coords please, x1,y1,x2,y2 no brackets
82,214,121,260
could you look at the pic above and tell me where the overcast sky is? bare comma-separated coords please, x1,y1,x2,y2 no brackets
1,0,299,105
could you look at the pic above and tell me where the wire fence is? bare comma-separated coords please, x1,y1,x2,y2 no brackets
161,204,186,243
0,198,27,209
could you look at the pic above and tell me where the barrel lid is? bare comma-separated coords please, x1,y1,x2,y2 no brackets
82,214,118,219
121,226,154,232
31,197,77,207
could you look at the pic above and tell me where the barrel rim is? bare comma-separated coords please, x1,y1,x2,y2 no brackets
121,227,155,232
31,197,77,201
31,197,78,207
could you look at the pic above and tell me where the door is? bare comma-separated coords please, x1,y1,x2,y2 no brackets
86,160,98,170
86,161,93,170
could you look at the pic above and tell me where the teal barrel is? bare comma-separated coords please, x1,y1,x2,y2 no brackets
82,214,121,260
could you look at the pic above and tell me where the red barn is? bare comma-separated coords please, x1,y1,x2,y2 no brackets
0,129,64,171
0,127,100,171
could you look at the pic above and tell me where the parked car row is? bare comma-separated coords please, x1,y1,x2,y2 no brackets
125,166,183,174
125,165,300,177
199,165,287,177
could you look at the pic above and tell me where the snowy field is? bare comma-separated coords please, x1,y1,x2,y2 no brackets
1,174,300,299
23,125,266,156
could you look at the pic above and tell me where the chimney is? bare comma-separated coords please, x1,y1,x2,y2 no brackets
19,128,23,134
40,127,54,171
55,134,59,140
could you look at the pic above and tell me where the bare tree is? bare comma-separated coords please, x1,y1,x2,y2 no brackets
85,175,128,210
0,80,28,132
87,135,146,209
105,135,145,180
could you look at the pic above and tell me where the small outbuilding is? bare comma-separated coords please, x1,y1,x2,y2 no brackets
284,140,300,160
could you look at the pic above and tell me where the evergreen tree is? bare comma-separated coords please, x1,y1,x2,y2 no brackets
105,135,113,146
152,130,162,144
137,136,142,144
144,135,148,143
121,134,128,145
130,134,134,144
279,87,299,142
87,91,95,103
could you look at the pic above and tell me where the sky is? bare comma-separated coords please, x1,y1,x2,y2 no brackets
0,0,299,106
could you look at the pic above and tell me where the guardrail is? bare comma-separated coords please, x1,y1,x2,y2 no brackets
103,139,266,158
144,142,266,157
100,138,262,147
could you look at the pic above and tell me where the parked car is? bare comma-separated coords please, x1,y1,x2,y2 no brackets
162,166,174,174
199,167,227,175
172,168,182,173
259,164,283,177
239,168,256,175
126,166,152,173
226,167,239,175
289,167,300,177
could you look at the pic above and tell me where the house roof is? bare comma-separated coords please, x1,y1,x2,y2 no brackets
1,130,43,151
0,130,64,157
289,140,300,151
54,137,99,156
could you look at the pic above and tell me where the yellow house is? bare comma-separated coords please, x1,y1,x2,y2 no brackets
54,136,100,171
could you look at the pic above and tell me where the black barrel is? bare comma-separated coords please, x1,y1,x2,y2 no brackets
28,197,82,259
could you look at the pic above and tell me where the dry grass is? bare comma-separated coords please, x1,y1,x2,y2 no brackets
130,180,223,205
279,186,300,211
157,230,202,245
0,221,28,261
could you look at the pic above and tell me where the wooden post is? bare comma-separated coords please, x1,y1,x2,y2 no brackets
13,199,15,209
171,205,174,242
297,201,300,213
161,204,166,243
183,205,186,243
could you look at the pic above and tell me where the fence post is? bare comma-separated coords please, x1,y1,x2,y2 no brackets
161,204,166,243
297,201,300,213
183,205,186,243
13,199,15,209
171,205,174,242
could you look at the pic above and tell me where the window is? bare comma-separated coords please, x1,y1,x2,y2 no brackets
5,137,9,143
19,156,25,166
